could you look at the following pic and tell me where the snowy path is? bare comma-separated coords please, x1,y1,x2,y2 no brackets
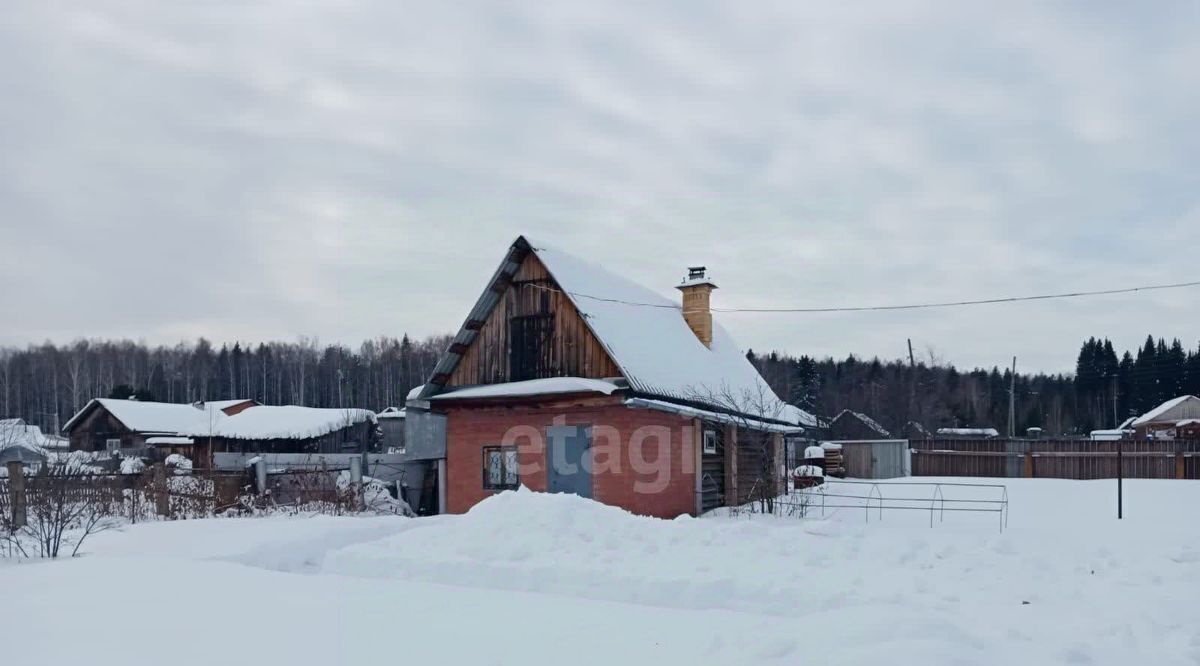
3,478,1200,665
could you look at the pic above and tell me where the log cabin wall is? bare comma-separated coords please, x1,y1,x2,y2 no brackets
447,252,622,387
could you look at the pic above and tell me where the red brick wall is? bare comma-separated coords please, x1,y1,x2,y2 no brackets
443,399,698,519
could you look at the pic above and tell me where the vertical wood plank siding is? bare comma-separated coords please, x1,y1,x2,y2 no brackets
910,439,1200,479
448,253,621,387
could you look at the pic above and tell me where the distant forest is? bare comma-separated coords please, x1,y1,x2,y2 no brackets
2,334,1199,437
751,336,1200,436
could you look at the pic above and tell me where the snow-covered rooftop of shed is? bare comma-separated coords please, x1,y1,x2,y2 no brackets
0,419,53,455
377,407,406,419
525,239,816,428
433,378,622,401
1132,395,1200,426
208,406,376,440
833,410,891,436
937,427,1000,437
64,399,375,441
146,436,195,445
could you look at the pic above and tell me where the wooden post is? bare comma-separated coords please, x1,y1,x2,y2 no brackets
724,424,738,507
349,456,364,511
1176,442,1186,480
6,461,26,528
1023,451,1034,478
153,464,169,517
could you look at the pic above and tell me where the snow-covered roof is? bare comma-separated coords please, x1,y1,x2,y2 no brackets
146,436,195,445
831,410,891,437
0,418,52,455
425,236,817,429
377,407,407,419
937,427,1000,437
209,406,375,440
62,398,231,434
432,378,622,402
1089,429,1128,441
1132,395,1200,426
64,399,376,441
623,398,805,434
200,399,257,411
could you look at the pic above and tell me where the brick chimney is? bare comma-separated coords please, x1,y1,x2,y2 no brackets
676,266,718,348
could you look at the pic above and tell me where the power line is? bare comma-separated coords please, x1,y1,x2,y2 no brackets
525,279,1200,314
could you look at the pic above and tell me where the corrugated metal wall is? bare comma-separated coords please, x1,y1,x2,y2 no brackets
829,440,911,479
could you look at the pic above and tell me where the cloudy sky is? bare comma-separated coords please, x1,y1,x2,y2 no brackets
2,1,1198,372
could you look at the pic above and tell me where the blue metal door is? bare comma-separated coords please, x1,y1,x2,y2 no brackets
546,425,593,499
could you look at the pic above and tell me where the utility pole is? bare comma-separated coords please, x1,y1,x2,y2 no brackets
907,339,917,425
1008,356,1017,438
1111,374,1119,428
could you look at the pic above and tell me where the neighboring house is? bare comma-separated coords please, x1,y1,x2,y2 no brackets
406,236,816,518
377,407,406,453
1131,396,1200,440
936,427,1000,439
61,398,378,465
0,418,51,466
827,410,892,440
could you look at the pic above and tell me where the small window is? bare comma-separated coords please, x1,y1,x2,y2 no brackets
105,438,121,453
482,446,519,491
703,430,718,455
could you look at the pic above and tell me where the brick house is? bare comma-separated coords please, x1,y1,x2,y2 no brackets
407,236,815,518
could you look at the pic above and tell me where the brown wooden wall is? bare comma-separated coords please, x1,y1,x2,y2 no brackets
67,407,148,452
448,253,622,387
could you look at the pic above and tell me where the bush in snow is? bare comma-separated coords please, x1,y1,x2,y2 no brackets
335,471,415,516
165,454,193,474
119,455,146,475
0,465,122,558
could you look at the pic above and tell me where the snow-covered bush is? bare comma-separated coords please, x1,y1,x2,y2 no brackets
119,456,146,475
335,471,414,516
165,454,193,474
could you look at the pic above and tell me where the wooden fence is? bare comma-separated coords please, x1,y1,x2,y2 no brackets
911,439,1200,480
1,462,375,528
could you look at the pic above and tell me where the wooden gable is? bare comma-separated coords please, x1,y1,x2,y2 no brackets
446,252,622,388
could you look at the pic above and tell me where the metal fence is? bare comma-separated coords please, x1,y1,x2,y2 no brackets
911,439,1200,479
729,479,1010,532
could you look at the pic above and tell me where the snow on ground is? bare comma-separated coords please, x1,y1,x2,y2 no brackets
3,478,1200,665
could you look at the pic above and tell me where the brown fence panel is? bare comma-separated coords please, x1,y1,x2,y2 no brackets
911,439,1009,477
911,439,1200,480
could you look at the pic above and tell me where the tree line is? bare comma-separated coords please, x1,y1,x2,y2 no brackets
2,333,1197,438
750,335,1200,437
0,335,451,432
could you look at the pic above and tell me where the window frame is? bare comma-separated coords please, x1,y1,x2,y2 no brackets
703,429,718,455
482,445,520,491
105,438,121,453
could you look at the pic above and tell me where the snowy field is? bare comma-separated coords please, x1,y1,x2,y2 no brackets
3,477,1199,665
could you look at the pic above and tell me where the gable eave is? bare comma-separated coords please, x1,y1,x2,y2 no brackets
418,236,628,399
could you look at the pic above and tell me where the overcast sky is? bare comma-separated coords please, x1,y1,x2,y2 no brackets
2,1,1198,373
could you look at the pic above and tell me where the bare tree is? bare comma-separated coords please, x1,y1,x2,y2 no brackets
1,466,120,558
687,382,790,515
